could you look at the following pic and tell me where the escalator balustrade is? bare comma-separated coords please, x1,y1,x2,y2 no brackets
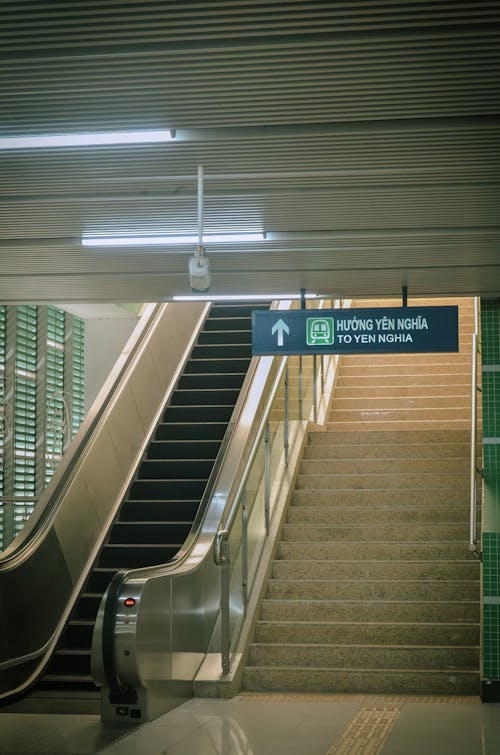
36,302,268,692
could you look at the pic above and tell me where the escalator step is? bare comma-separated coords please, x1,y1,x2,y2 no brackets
155,422,227,441
183,358,251,374
109,521,192,545
60,621,95,648
170,388,240,406
163,405,234,423
146,440,220,460
177,373,245,389
137,459,214,479
38,674,97,692
120,499,199,522
98,544,180,568
70,593,102,621
49,649,91,676
191,344,251,359
129,478,207,500
197,330,252,345
86,568,119,593
204,317,253,331
208,304,269,318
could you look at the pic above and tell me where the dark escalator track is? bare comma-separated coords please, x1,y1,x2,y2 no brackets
30,301,268,699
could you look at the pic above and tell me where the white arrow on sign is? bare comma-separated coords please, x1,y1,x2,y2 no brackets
271,318,290,347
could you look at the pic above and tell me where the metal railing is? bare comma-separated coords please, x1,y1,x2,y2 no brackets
469,297,482,557
214,298,343,674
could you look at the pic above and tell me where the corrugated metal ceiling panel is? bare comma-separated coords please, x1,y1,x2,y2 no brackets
0,1,498,301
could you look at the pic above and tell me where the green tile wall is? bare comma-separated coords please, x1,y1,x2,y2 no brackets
481,299,500,683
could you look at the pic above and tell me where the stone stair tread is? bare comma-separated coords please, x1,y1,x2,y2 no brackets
256,620,477,627
243,297,480,696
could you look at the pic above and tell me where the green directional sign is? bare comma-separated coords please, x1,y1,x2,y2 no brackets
252,306,459,356
306,317,334,346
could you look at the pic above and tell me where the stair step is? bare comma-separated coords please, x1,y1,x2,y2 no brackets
271,560,479,581
325,419,472,431
254,622,480,646
331,396,470,410
309,429,471,444
265,579,478,601
339,364,470,376
278,542,475,560
242,667,479,696
336,373,471,387
303,443,470,460
287,505,470,524
295,473,468,491
328,408,471,422
292,489,468,506
334,385,470,398
260,599,479,623
299,458,467,475
247,643,478,670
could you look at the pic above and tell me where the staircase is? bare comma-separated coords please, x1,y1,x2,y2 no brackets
32,301,268,698
243,298,481,696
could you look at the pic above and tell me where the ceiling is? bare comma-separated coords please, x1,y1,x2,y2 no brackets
1,0,499,303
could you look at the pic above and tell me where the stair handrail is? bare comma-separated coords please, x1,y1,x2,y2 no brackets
214,297,345,675
469,296,482,557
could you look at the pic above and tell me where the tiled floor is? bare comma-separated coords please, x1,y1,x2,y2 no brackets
1,694,499,755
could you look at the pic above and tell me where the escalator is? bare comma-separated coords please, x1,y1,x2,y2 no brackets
3,301,268,702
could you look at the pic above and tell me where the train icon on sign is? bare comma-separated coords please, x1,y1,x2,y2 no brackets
306,317,334,346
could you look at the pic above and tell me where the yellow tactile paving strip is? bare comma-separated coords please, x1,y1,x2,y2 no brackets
236,693,480,755
326,699,401,755
236,692,479,704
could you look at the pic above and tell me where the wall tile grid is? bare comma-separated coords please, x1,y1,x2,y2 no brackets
481,299,500,681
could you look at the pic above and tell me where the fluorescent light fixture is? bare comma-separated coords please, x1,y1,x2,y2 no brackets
0,129,174,150
173,294,319,302
81,233,264,247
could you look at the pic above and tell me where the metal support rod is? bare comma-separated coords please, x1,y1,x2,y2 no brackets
221,560,230,674
284,364,289,467
320,353,325,395
242,492,248,606
300,288,306,310
197,165,204,257
402,285,408,307
264,421,270,533
298,355,303,420
469,297,479,553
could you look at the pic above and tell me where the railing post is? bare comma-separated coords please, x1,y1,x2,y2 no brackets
215,529,231,674
469,297,480,555
313,355,318,423
242,492,248,606
284,364,289,467
264,421,270,533
298,355,303,420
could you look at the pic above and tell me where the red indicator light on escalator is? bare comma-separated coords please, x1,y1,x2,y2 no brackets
124,598,136,607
